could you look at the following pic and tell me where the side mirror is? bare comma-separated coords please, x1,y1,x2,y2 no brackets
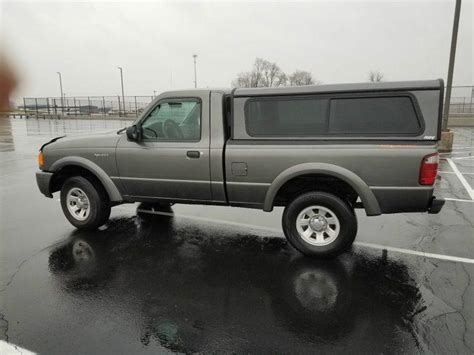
126,125,141,141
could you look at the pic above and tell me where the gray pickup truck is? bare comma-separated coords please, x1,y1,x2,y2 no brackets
36,80,445,257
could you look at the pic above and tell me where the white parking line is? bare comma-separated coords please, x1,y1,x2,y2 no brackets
439,151,474,155
446,158,474,200
0,340,36,354
137,209,474,265
452,146,474,149
355,242,474,264
444,197,474,203
439,171,474,175
452,156,474,160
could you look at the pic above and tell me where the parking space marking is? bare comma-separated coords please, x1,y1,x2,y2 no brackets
137,209,474,265
446,158,474,200
439,171,474,175
452,156,474,160
355,242,474,264
440,151,474,155
444,197,474,203
0,340,36,354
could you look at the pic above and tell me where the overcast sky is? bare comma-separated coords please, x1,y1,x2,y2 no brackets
1,0,472,100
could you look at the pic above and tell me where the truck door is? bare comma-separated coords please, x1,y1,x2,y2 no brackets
115,93,212,201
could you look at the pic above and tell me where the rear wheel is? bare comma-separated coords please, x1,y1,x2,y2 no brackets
282,192,357,258
60,176,111,230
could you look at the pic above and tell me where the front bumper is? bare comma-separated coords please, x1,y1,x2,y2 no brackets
427,196,445,214
36,171,54,198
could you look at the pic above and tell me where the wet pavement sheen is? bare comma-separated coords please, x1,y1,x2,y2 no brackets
1,118,473,354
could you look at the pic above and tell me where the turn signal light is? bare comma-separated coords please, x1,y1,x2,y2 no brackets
419,153,438,185
38,151,44,169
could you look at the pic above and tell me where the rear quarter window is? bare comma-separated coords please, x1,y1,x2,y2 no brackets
329,96,421,135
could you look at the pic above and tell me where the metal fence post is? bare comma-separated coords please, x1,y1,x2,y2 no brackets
88,96,91,116
102,96,106,115
23,98,27,118
134,96,138,117
469,86,474,113
34,98,38,118
118,96,121,117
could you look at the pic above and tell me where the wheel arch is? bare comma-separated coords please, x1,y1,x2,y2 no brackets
263,163,381,216
49,156,123,202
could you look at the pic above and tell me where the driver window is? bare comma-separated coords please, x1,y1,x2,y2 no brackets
141,99,201,141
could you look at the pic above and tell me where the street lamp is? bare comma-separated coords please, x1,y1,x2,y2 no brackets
56,72,64,114
192,54,198,88
117,67,125,116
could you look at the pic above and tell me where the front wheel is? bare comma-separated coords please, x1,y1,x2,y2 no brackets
60,176,111,230
282,192,357,258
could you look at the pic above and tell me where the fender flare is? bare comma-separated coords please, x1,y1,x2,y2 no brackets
263,163,381,216
49,156,123,202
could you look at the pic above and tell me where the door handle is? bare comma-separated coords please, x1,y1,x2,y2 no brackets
186,151,201,159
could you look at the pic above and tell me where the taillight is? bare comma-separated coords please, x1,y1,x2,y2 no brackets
419,153,438,185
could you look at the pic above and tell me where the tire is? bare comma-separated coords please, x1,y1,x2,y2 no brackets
60,176,111,230
282,191,357,258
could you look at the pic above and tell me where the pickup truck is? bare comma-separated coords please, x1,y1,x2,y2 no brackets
36,80,445,257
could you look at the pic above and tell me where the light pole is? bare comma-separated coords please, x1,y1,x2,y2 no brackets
117,67,125,116
442,0,462,131
439,0,462,152
192,54,198,88
57,72,64,114
153,90,157,97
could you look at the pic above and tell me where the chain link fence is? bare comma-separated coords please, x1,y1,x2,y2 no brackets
449,86,474,114
15,86,474,119
19,95,155,118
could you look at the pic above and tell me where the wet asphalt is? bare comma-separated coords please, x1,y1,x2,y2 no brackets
0,118,473,354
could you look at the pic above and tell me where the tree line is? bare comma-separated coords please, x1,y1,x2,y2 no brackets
231,58,384,87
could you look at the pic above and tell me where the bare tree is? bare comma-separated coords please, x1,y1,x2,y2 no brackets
232,71,254,88
368,70,384,82
260,59,287,87
288,70,318,86
232,58,287,88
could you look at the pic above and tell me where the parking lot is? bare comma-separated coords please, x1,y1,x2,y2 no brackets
1,118,473,354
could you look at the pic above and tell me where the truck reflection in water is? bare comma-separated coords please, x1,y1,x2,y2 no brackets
48,206,422,353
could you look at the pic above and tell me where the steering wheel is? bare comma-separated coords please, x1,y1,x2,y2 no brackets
163,119,184,139
143,126,158,138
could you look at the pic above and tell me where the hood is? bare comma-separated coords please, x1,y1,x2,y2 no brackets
43,131,123,150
